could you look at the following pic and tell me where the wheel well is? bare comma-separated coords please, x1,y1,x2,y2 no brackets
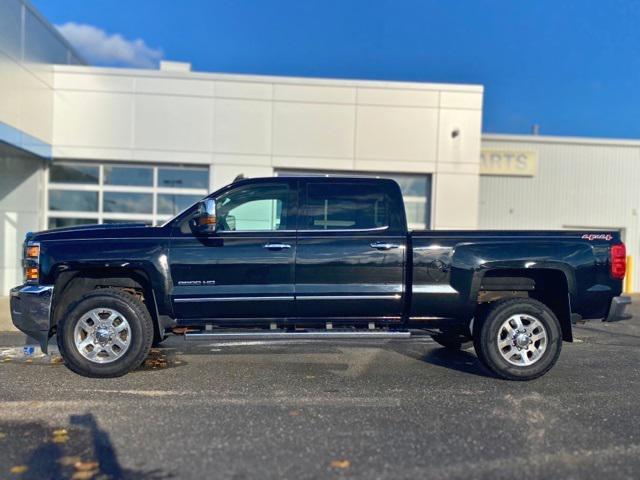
52,268,163,342
478,269,573,342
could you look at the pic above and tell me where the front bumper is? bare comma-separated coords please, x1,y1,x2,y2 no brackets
605,295,632,322
10,284,54,352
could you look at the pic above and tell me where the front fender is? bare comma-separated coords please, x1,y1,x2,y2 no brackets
40,238,174,320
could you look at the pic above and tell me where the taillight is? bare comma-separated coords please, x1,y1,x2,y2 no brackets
610,243,626,279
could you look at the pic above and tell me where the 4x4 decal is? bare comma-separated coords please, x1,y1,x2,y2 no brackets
581,233,613,241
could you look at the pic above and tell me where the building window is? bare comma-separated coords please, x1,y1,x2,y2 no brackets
157,194,205,216
103,165,153,187
276,169,431,230
49,190,98,212
48,217,96,229
158,168,209,189
47,161,209,229
103,192,153,214
49,163,99,184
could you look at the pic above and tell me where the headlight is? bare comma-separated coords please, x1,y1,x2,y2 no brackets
24,242,40,283
26,244,40,259
25,267,39,282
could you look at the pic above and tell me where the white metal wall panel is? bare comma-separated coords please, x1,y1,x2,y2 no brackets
480,136,640,290
0,0,84,147
52,66,484,229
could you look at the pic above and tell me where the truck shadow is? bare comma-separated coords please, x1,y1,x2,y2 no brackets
160,337,496,379
0,414,171,479
387,343,496,378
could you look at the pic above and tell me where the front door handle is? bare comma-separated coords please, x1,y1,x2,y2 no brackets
263,243,292,250
370,242,400,250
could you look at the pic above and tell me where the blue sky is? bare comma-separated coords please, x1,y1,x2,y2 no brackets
35,0,640,138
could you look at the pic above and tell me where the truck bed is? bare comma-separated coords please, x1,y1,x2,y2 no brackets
408,229,622,322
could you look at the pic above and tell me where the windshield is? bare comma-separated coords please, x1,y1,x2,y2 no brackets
160,195,207,227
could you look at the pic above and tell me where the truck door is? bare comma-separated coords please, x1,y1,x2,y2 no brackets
295,179,406,321
169,180,297,321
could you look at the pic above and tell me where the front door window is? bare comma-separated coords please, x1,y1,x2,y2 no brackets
216,183,292,232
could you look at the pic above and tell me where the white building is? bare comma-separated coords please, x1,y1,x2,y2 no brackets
1,0,637,297
480,134,640,291
50,64,483,231
1,0,83,295
0,0,483,295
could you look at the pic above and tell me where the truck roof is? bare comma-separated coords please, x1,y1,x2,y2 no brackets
234,176,399,183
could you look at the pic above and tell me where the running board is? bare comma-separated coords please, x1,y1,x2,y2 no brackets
184,331,411,341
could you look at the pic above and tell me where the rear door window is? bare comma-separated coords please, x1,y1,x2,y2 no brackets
301,182,389,231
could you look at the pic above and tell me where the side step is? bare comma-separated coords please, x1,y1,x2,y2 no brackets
184,330,411,341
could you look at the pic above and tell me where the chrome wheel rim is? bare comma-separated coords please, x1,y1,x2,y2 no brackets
497,314,547,367
73,308,131,364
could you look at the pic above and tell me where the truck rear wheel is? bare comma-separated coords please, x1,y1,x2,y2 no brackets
473,298,562,381
57,288,153,378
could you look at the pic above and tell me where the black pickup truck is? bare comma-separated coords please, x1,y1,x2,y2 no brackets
10,176,631,380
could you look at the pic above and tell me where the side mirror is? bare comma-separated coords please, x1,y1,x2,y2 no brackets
192,199,217,234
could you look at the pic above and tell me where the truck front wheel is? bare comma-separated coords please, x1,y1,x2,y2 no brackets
473,298,562,381
57,288,154,378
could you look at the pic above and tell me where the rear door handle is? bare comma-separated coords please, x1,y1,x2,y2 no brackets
263,243,292,250
370,242,400,250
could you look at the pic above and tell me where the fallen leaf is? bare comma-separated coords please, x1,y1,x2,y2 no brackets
144,357,168,369
71,470,98,480
52,428,69,444
0,431,6,439
74,461,100,471
289,410,301,416
59,456,82,466
10,465,29,474
330,459,351,469
24,359,33,363
2,358,11,362
51,356,64,364
172,327,191,334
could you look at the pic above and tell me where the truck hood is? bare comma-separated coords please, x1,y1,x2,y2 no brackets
27,223,169,242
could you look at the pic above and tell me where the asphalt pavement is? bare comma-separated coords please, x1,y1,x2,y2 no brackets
1,301,639,480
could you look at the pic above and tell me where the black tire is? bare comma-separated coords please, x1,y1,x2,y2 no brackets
473,298,562,381
431,334,473,351
152,333,168,347
57,288,154,378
